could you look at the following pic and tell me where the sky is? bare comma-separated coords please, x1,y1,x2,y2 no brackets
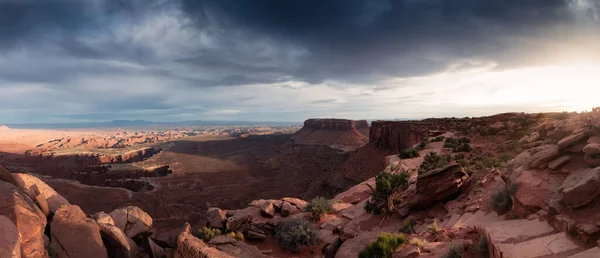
1,0,600,124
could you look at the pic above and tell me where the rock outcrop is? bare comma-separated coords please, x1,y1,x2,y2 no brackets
174,231,233,258
109,206,153,239
0,180,47,258
369,121,425,152
294,119,369,151
559,167,600,209
12,173,70,214
0,215,21,258
97,222,138,258
51,205,108,258
410,164,469,209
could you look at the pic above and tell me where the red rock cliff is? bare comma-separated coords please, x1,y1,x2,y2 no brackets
295,119,368,151
369,121,425,152
302,119,359,131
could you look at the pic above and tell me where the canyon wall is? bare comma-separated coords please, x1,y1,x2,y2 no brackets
302,118,359,131
369,121,425,152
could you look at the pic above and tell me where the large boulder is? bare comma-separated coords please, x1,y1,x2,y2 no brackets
410,164,469,209
225,211,252,232
260,201,275,217
153,222,191,248
585,154,600,167
0,215,21,258
109,206,153,238
583,143,600,155
206,207,226,228
529,145,560,168
93,211,115,225
97,222,138,258
559,167,600,209
281,197,308,210
557,132,588,149
12,173,70,214
174,232,233,258
0,181,46,258
51,205,108,258
514,170,562,211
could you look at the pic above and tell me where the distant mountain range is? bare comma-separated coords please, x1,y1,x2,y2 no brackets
5,120,303,129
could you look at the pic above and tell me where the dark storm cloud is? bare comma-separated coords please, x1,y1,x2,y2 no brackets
180,0,597,83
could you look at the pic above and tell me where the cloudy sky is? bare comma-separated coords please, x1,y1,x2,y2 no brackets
1,0,599,124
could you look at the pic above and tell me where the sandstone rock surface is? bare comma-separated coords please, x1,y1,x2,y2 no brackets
528,145,560,168
110,206,153,238
97,222,138,258
51,205,108,258
206,207,226,228
0,180,46,258
0,215,21,258
559,167,600,208
12,173,70,214
411,164,469,209
174,232,233,258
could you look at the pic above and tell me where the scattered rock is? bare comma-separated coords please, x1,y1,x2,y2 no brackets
225,212,252,232
97,222,138,258
577,224,600,243
322,237,343,258
588,136,600,144
12,173,70,214
153,222,191,248
281,197,308,210
585,154,600,167
548,156,571,170
208,235,237,245
174,231,233,258
583,143,600,155
393,245,420,258
0,181,46,258
147,237,167,258
528,145,560,168
559,167,600,209
93,211,115,225
51,205,108,258
558,132,588,149
260,201,275,217
280,201,294,217
109,206,153,238
410,164,469,209
206,207,227,228
246,226,267,240
0,215,21,258
553,215,576,233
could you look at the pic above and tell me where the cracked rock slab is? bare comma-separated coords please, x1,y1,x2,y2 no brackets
109,206,153,239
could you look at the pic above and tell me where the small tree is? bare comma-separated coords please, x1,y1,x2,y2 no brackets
275,219,320,253
365,171,410,214
305,197,334,221
418,152,449,174
359,232,406,258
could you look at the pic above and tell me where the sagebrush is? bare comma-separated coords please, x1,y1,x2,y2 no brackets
275,219,320,253
418,152,450,174
359,232,406,258
305,196,334,221
365,171,410,214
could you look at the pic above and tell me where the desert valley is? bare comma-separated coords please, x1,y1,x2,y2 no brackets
3,110,600,258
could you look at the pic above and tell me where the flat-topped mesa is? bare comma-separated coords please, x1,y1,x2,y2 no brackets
294,119,369,151
302,118,359,131
369,121,425,152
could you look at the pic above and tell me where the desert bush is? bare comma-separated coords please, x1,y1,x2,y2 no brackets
453,143,472,152
398,148,420,159
431,135,445,142
418,140,429,150
199,227,222,242
477,235,489,258
358,232,406,258
457,159,468,167
444,137,472,152
453,153,465,161
305,196,334,221
442,243,464,258
490,183,517,214
418,152,449,174
427,219,439,235
365,171,410,214
399,219,416,234
409,237,428,249
227,231,245,241
275,219,320,253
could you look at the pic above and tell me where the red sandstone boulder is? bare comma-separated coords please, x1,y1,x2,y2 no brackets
206,207,227,228
528,145,560,168
260,201,276,217
0,215,21,258
583,143,600,155
281,197,308,210
51,205,108,258
557,132,589,149
12,173,70,215
93,211,115,225
0,181,46,258
109,206,153,238
410,164,469,209
559,167,600,209
97,222,139,258
174,232,233,258
153,222,191,248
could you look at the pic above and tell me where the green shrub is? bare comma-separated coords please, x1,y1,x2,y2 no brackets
490,183,517,214
442,243,464,258
305,197,334,221
409,237,428,249
457,159,468,167
477,235,489,258
359,232,406,258
431,136,445,142
200,227,222,242
399,219,416,234
227,231,245,241
365,171,410,214
427,219,439,235
453,153,465,161
453,143,472,152
399,148,420,159
418,152,449,175
275,219,320,252
418,140,428,150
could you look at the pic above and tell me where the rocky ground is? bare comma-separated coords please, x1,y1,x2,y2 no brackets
3,111,600,257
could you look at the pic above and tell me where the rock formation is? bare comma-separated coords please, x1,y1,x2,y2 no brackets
293,118,369,151
369,121,425,152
